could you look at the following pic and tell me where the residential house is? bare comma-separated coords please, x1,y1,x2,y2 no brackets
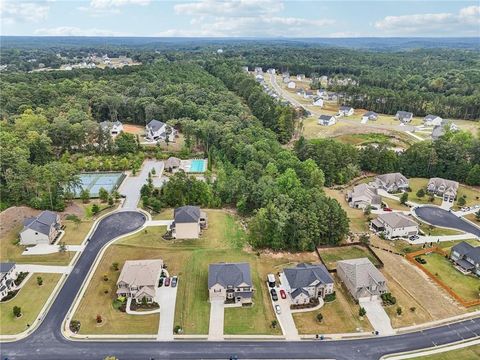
267,68,276,74
339,106,354,117
312,97,324,107
282,76,291,84
362,111,378,122
283,71,290,78
337,258,388,301
281,263,334,305
423,115,443,127
296,88,305,96
254,67,263,74
431,126,445,141
316,89,327,97
99,121,123,136
325,92,338,101
370,213,419,239
255,74,264,82
165,157,181,172
427,177,459,202
431,120,458,141
0,263,18,300
450,242,480,276
372,173,409,193
145,120,176,142
395,111,414,123
347,184,382,210
287,81,296,89
208,262,253,304
304,90,314,99
20,210,61,245
318,114,337,126
296,74,305,81
171,206,207,239
116,259,163,303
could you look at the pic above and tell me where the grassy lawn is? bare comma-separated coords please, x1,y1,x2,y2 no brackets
419,253,480,301
0,273,61,335
293,278,373,334
408,178,442,205
418,222,464,236
324,188,369,232
318,245,380,271
455,185,480,209
61,220,93,245
151,208,174,220
0,225,74,266
412,344,480,360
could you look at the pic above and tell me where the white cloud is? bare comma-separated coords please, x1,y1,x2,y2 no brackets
0,0,50,24
161,0,333,37
34,26,124,36
89,0,151,9
374,5,480,35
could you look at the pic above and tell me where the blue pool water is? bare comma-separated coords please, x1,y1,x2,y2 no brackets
190,159,206,173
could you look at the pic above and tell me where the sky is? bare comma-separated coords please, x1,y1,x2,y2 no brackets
0,0,479,37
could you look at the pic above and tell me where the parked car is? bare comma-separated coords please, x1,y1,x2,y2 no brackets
270,288,278,301
409,235,419,241
383,207,393,212
171,276,178,288
279,289,286,299
158,278,164,287
164,277,171,287
275,304,281,314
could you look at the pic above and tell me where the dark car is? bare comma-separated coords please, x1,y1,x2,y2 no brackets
164,277,171,287
270,288,278,301
158,278,164,287
171,276,178,288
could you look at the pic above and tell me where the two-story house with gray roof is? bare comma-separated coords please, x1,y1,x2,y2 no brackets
338,106,354,117
395,111,413,123
337,258,388,301
371,172,409,193
280,263,334,305
145,119,176,142
0,263,18,300
208,262,253,304
171,206,207,239
370,212,418,239
20,210,61,245
427,177,459,202
450,242,480,276
116,259,163,303
347,183,382,210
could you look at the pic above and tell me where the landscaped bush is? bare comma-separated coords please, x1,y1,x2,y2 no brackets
290,298,319,310
14,272,29,286
130,300,159,311
0,290,19,302
381,292,397,306
324,292,336,303
70,320,81,333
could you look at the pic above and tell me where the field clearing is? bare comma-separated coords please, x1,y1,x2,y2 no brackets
0,273,61,335
419,253,480,301
293,277,373,334
122,124,144,135
318,245,380,271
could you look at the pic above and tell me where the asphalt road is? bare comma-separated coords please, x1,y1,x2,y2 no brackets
415,205,480,237
1,210,479,360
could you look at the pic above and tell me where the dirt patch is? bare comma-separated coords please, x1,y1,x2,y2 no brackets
62,202,85,219
122,124,144,135
0,206,39,238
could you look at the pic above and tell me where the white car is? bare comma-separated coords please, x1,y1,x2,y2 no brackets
275,305,281,314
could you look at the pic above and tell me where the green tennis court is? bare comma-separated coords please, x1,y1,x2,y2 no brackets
74,172,126,198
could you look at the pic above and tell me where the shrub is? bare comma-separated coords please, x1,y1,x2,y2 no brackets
91,203,100,215
70,319,81,333
416,189,425,198
359,307,366,317
381,292,397,306
103,274,109,281
324,292,336,303
396,307,402,316
410,307,416,313
271,320,278,328
13,306,22,317
36,276,43,286
96,314,103,323
174,325,183,334
316,313,323,323
457,197,466,207
111,262,119,271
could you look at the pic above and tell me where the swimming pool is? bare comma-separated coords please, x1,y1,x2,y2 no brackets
189,159,206,173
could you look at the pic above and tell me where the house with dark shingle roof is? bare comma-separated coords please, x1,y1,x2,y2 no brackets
423,114,443,127
362,111,378,122
171,206,207,239
281,263,334,305
318,114,337,126
0,263,18,301
145,119,176,142
372,172,409,193
208,262,253,304
338,106,354,117
395,111,413,123
20,210,61,245
450,242,480,276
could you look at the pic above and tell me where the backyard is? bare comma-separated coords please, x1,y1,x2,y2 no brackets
324,188,370,232
419,252,480,301
318,245,381,271
0,273,61,335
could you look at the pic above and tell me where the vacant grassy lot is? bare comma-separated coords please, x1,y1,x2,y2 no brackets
0,225,74,266
413,344,480,360
324,187,369,232
419,253,480,301
0,273,61,335
61,220,93,245
318,245,380,271
293,278,373,334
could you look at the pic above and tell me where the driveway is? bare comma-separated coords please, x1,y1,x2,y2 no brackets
118,160,165,210
208,299,224,340
272,286,299,340
14,264,72,274
156,284,178,341
359,297,394,336
415,206,480,237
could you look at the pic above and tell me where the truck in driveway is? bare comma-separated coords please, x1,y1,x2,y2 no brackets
267,273,276,288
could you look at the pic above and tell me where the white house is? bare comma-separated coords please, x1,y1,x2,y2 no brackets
296,74,305,81
347,184,382,210
304,90,314,99
370,213,419,240
145,119,176,142
312,97,324,107
423,114,443,127
318,114,337,126
0,263,18,300
362,111,378,122
99,121,123,136
339,106,354,117
20,210,61,245
267,68,276,74
395,111,414,123
371,173,409,193
287,81,296,89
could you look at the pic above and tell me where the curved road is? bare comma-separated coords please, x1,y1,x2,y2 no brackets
2,210,480,360
415,206,480,237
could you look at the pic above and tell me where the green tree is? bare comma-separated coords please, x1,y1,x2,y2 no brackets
359,307,366,317
13,306,22,318
457,197,466,207
98,187,109,203
36,276,43,286
115,132,138,154
91,203,100,215
316,313,323,323
80,188,90,204
400,192,409,205
416,188,425,198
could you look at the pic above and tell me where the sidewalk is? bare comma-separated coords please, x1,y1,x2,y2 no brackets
22,244,85,255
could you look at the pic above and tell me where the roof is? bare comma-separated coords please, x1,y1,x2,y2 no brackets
0,263,15,281
375,172,408,187
377,212,418,229
291,288,309,299
174,205,201,223
146,119,166,132
208,262,252,288
337,258,386,288
363,111,378,118
452,242,480,264
165,157,181,168
21,210,59,236
396,111,413,119
284,263,333,289
428,177,459,191
349,184,382,205
117,259,163,288
319,114,335,121
340,106,353,111
455,258,475,270
424,114,441,121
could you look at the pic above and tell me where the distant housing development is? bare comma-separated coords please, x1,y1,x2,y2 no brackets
20,210,61,245
395,111,413,123
318,114,337,126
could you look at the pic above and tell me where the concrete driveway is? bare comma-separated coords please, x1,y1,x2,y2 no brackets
156,283,178,341
208,299,224,340
359,297,394,336
118,160,165,210
271,286,299,340
14,264,72,274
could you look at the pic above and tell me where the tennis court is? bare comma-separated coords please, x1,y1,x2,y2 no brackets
74,172,126,198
